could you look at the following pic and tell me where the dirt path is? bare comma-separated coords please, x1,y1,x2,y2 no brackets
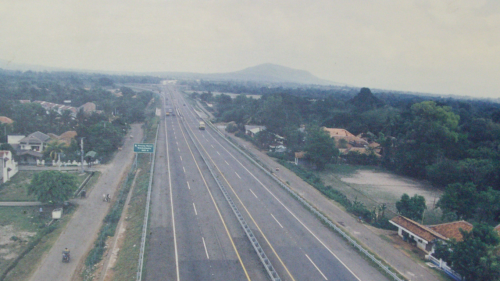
25,124,144,281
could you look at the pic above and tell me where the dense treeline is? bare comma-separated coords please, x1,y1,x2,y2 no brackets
0,69,157,162
186,80,359,99
193,85,500,220
194,83,500,278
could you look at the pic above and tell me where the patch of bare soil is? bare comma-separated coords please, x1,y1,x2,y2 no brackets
0,225,36,261
102,220,128,281
340,170,442,208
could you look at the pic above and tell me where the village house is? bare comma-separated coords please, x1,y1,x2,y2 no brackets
27,100,98,118
18,131,51,152
389,215,473,254
0,150,18,184
245,125,266,137
8,132,50,165
323,127,381,156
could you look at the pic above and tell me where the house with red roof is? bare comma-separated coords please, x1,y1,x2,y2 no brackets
390,215,473,254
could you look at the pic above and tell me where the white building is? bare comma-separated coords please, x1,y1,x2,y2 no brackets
0,150,18,183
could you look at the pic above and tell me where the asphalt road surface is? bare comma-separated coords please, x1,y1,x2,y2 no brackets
144,90,266,281
144,84,389,281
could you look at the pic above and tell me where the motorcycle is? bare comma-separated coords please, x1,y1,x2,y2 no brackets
62,252,70,263
102,194,110,202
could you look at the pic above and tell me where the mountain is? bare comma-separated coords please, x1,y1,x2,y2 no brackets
151,63,338,85
206,63,336,85
0,59,337,86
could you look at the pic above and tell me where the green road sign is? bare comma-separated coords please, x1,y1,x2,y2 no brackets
134,143,155,153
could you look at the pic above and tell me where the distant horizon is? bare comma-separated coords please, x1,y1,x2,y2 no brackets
1,1,499,99
0,59,498,102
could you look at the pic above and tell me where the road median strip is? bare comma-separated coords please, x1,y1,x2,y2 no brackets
204,118,407,281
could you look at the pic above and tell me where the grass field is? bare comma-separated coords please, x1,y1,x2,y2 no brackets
0,172,37,201
1,205,76,281
0,205,73,279
318,164,444,225
0,170,99,280
0,171,90,202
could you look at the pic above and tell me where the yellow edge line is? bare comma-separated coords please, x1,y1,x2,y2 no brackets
172,93,251,281
189,120,296,281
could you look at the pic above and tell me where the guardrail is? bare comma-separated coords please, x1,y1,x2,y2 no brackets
136,123,160,281
180,111,281,281
204,119,405,281
427,255,461,281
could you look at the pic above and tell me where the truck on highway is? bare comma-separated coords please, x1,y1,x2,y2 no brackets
166,107,174,116
199,121,205,130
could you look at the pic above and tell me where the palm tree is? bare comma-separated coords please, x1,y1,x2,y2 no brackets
46,141,66,169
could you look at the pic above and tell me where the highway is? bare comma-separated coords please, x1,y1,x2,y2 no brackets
144,83,389,281
145,88,265,281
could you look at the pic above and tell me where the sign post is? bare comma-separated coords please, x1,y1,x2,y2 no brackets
133,144,155,153
134,143,155,163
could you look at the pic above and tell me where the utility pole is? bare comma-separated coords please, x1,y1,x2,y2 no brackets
80,137,85,174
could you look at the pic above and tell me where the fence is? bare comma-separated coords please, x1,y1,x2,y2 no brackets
181,109,281,281
205,119,406,281
426,255,462,281
136,121,159,281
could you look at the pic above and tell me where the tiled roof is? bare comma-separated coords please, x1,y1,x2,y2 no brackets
429,221,473,242
29,131,51,142
390,216,447,242
59,131,77,139
323,128,356,138
79,102,96,113
0,150,12,158
58,131,77,145
19,131,51,144
0,116,13,124
18,150,43,157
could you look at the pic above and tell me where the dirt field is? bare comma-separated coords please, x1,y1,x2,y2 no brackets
320,167,444,223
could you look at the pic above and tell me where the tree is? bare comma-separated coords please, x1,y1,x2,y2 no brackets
27,171,78,203
445,224,500,281
476,188,500,223
392,101,460,178
395,193,426,221
304,125,338,170
44,140,66,162
348,87,384,111
437,182,478,220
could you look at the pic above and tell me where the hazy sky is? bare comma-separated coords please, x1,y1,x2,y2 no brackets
1,0,499,98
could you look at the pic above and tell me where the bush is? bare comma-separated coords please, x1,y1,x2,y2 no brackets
347,199,373,222
267,151,294,161
342,151,380,165
225,123,238,133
